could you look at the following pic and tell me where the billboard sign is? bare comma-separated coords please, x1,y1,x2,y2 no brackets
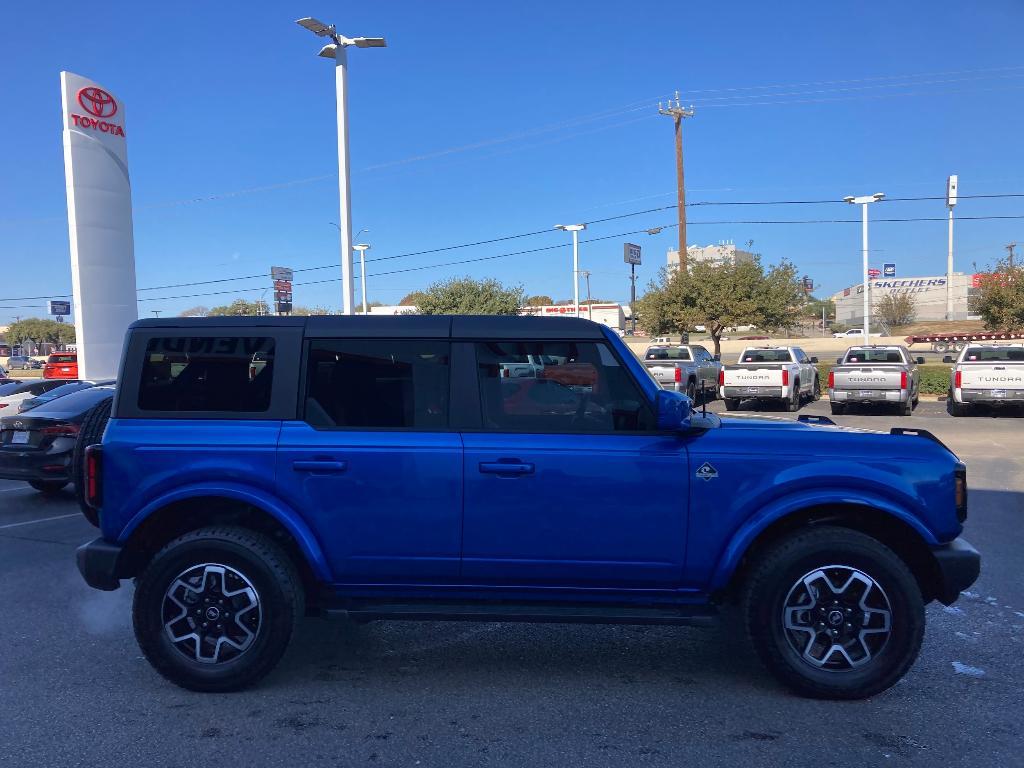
868,268,881,279
48,300,72,316
623,243,642,265
270,266,293,315
61,71,138,380
883,263,896,277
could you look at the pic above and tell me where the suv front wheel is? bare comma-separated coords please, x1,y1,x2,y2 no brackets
133,526,304,692
742,526,924,699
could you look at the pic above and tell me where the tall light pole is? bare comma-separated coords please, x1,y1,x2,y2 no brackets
843,193,885,344
579,270,593,320
352,243,371,314
946,175,958,320
555,224,586,317
297,17,386,315
659,91,695,272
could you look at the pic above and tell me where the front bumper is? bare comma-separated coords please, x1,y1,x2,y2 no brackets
76,537,134,591
932,537,981,605
830,388,908,404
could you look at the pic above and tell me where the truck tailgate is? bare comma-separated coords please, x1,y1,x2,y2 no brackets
644,362,677,385
724,367,783,386
832,367,903,390
959,364,1024,390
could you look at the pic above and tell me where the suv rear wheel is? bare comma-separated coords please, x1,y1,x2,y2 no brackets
73,397,112,524
133,526,304,692
742,526,924,699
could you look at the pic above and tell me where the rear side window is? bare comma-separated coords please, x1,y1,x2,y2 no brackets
138,336,275,412
305,339,450,429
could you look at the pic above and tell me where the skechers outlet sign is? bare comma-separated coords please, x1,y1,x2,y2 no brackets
70,87,126,137
872,278,946,293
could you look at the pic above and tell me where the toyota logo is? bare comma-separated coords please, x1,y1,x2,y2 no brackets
77,87,118,118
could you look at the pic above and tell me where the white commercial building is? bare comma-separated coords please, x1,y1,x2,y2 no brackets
832,273,979,325
520,304,626,330
667,241,755,271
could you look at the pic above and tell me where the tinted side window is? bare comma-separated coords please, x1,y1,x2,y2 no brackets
305,339,450,429
475,341,655,433
138,336,275,412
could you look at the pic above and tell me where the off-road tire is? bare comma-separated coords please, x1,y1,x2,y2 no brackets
899,397,913,416
724,398,740,411
829,402,846,416
28,479,68,493
947,396,968,417
742,526,924,700
686,379,697,403
133,526,304,692
73,397,113,524
812,376,821,402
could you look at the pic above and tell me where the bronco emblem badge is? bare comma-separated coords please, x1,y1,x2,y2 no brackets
696,462,718,481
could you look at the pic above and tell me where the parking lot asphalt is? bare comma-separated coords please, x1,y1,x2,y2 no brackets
1,404,1021,768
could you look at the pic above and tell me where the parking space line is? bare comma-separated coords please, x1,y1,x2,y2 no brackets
0,513,80,530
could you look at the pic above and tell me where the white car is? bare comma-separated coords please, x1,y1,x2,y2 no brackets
0,380,79,413
833,328,883,339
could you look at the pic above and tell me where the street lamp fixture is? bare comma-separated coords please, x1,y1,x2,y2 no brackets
296,17,387,315
844,192,886,343
555,224,587,318
352,243,371,315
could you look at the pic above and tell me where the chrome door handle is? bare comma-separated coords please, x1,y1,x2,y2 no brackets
292,460,348,473
478,461,535,477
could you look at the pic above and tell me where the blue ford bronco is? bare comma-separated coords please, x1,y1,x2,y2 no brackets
76,316,979,698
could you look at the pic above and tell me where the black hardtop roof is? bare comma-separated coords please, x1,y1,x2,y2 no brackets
129,314,608,340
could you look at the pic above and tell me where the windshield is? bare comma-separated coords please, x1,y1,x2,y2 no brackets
645,347,691,361
739,349,792,363
963,347,1024,362
843,349,904,364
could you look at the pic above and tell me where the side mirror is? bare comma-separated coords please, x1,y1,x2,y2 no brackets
656,389,692,431
836,358,843,365
942,355,954,364
713,354,720,361
810,356,819,364
916,357,926,365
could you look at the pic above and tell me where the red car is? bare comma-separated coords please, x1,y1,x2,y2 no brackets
43,353,78,380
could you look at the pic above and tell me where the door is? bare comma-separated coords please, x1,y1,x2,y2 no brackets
276,338,462,583
461,339,690,588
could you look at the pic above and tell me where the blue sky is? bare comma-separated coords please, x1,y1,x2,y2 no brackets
2,0,1023,322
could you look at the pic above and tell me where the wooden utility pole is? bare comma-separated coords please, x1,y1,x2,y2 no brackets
659,91,695,271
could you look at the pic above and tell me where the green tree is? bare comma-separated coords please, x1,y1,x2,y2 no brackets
635,259,804,356
207,299,271,316
874,292,917,328
6,318,72,349
399,291,427,307
416,276,525,315
179,305,209,317
525,295,554,307
970,261,1024,331
290,305,335,316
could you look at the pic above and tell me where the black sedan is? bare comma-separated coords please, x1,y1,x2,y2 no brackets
0,385,114,493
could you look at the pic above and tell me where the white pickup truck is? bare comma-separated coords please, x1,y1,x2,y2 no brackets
719,346,820,412
828,345,924,416
945,343,1024,416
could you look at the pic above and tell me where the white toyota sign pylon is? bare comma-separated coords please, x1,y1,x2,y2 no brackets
61,71,138,380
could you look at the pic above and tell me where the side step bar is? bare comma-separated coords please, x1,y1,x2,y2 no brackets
324,601,717,627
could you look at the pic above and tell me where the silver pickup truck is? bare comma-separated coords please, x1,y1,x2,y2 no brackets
945,343,1024,416
642,344,721,400
720,346,819,412
828,345,924,416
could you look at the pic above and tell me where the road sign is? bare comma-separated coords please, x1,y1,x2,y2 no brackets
868,268,881,279
883,263,896,277
623,243,642,265
48,300,71,316
802,276,813,293
270,266,293,282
